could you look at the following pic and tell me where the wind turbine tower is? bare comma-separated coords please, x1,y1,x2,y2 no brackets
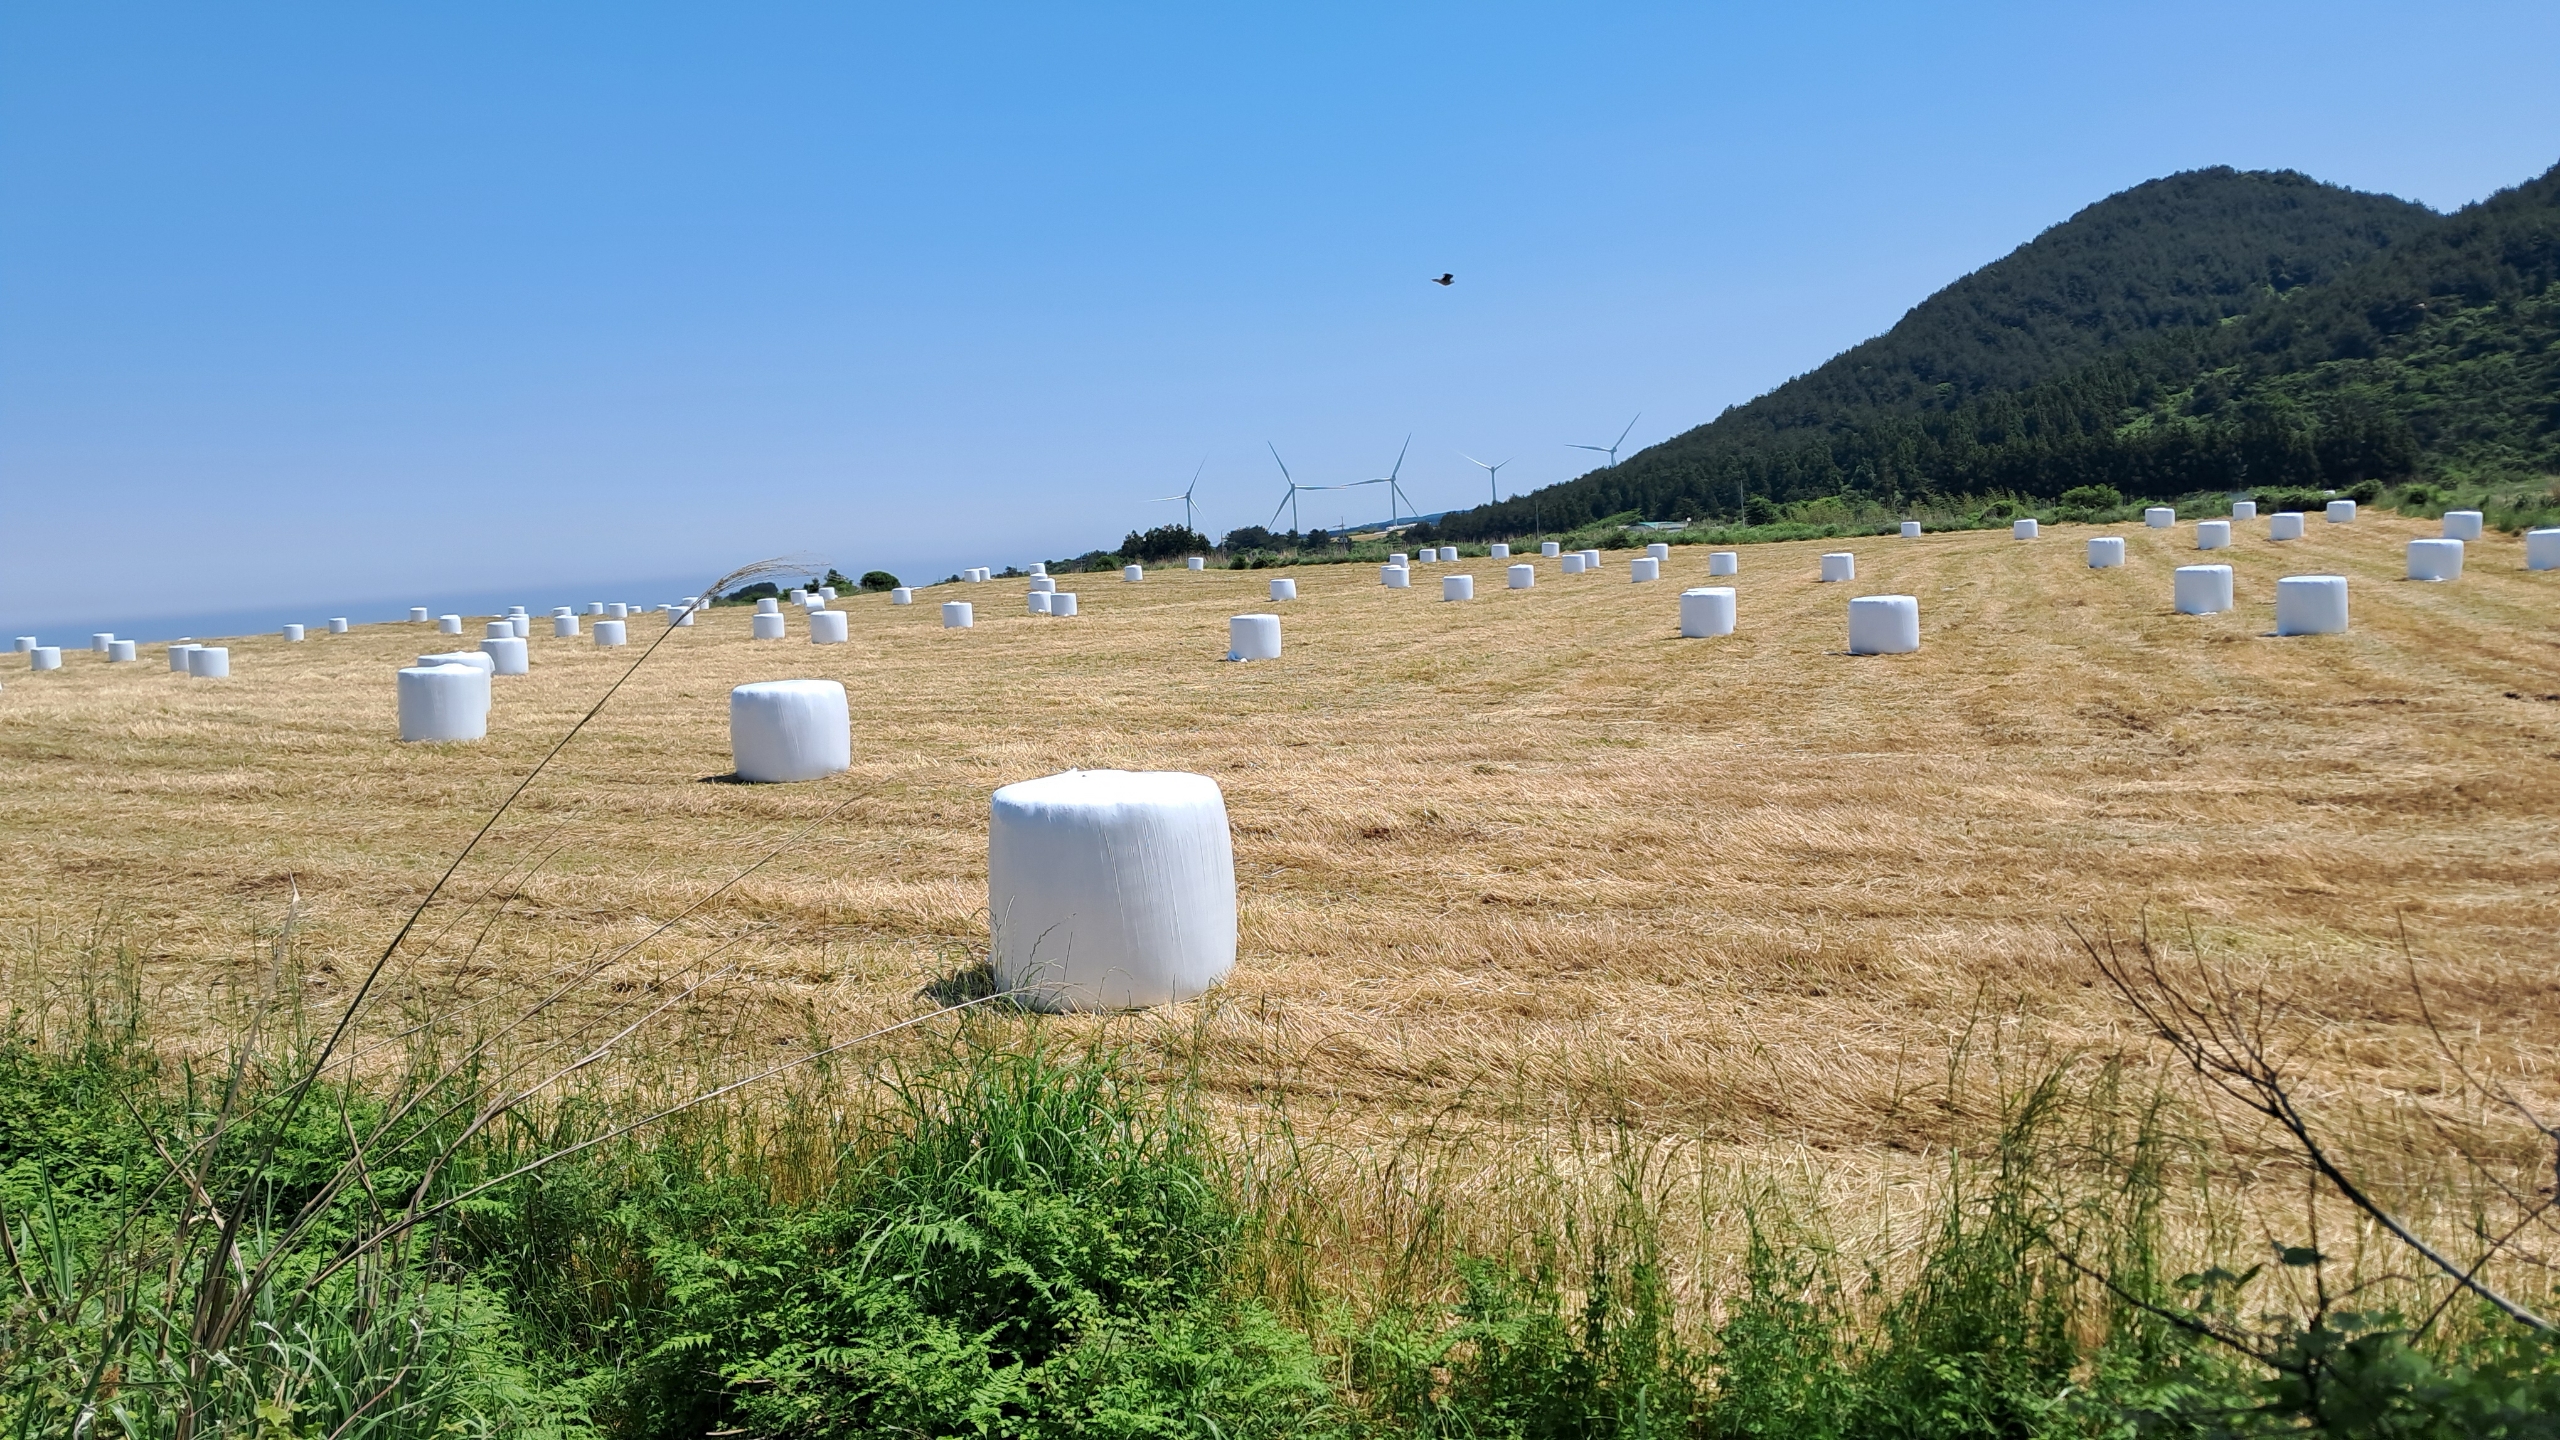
1150,461,1206,535
1461,452,1512,506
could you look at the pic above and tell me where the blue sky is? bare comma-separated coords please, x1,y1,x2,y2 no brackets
4,2,2555,638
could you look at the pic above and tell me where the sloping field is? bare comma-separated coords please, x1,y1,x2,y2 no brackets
3,518,2557,1243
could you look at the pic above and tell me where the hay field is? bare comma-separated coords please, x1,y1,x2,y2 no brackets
4,517,2558,1248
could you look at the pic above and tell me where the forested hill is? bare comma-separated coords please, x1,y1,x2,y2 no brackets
1441,167,2503,537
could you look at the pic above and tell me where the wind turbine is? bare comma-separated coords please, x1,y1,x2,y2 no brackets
1150,460,1205,535
1461,452,1512,505
1266,443,1314,533
1569,413,1642,469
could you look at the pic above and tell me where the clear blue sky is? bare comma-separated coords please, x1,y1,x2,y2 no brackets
5,2,2555,637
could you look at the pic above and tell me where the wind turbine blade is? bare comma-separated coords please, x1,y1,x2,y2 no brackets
1389,434,1410,481
1460,451,1488,469
1568,444,1607,454
1266,442,1292,484
1616,413,1641,448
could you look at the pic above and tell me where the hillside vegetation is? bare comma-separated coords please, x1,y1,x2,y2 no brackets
1442,161,2560,539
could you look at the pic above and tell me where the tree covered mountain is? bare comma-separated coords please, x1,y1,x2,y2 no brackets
1441,162,2560,538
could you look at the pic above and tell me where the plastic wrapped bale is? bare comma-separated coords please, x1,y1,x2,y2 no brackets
187,647,230,678
1560,553,1586,575
554,614,580,638
29,647,60,672
1052,593,1079,616
2088,537,2126,568
586,602,605,616
988,769,1238,1011
1508,563,1535,590
2197,521,2231,550
1443,574,1474,601
328,618,350,634
1581,549,1602,568
398,664,489,742
755,598,779,616
819,586,837,600
1029,564,1046,577
1646,542,1670,561
2271,512,2306,541
730,679,852,783
1819,552,1855,582
593,620,628,648
891,588,913,604
2173,564,2234,615
1187,556,1205,571
2529,529,2560,571
1028,592,1052,615
418,651,494,717
2232,501,2258,521
2146,507,2175,528
2327,500,2357,524
1846,595,1919,655
485,620,512,641
479,636,529,675
286,624,311,642
409,607,430,623
439,614,463,635
1228,614,1281,660
801,596,824,612
167,644,198,671
1381,565,1410,588
2012,518,2039,539
1490,544,1510,558
2407,538,2464,582
1709,551,1738,576
607,602,629,619
1901,521,1921,538
2443,511,2484,541
943,602,974,628
1440,547,1460,562
1629,557,1659,582
1680,586,1736,637
1389,552,1408,565
1124,565,1143,583
1029,577,1056,593
811,610,851,642
87,633,113,653
1540,541,1561,557
2276,576,2349,635
788,589,807,605
751,613,787,640
108,640,136,663
12,637,32,653
1264,577,1293,601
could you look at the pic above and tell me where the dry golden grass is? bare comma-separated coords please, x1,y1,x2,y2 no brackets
4,515,2558,1285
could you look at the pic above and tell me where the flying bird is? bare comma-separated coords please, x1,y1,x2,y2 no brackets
1431,273,1454,286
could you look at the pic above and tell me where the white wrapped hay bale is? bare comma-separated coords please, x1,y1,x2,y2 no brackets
2173,564,2234,615
409,607,430,623
29,647,60,672
788,589,807,605
1560,553,1585,574
1028,592,1052,615
892,588,914,604
1187,556,1205,571
1052,592,1079,616
480,636,529,675
1819,552,1856,582
752,612,787,640
593,620,628,648
811,610,850,642
2443,511,2484,541
439,614,463,635
1508,563,1535,589
1901,521,1922,538
2270,512,2306,541
2197,521,2230,550
670,603,695,627
282,625,305,642
756,598,780,615
2232,500,2257,521
1029,564,1046,577
187,646,230,678
1708,551,1738,576
586,602,605,616
91,633,114,652
942,601,974,628
2406,538,2463,582
328,618,350,635
1490,544,1510,558
1389,552,1408,565
1443,574,1473,601
2528,528,2560,570
167,643,197,671
988,769,1238,1011
2276,575,2349,635
607,602,629,619
2012,518,2039,539
819,586,837,600
1124,565,1143,583
508,615,529,637
1541,542,1561,557
730,679,851,783
1580,548,1602,568
1029,576,1056,593
1228,614,1281,660
1846,595,1919,654
2327,499,2357,524
108,640,136,663
2088,536,2125,568
1629,557,1660,582
1680,586,1735,637
12,637,31,653
419,649,495,677
801,595,824,612
2145,506,2175,528
1381,564,1410,588
554,614,580,638
1440,547,1460,562
1646,542,1670,561
398,664,489,742
485,620,513,640
1269,577,1296,601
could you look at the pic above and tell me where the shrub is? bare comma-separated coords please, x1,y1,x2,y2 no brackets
1119,525,1210,562
2058,484,2123,512
858,570,900,592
